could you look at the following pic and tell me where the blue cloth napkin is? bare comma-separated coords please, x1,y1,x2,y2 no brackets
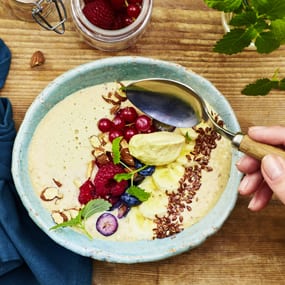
0,39,11,89
0,40,93,285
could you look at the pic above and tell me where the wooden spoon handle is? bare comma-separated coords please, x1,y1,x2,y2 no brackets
237,134,285,160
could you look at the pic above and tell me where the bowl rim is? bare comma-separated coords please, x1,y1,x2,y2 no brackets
12,56,243,263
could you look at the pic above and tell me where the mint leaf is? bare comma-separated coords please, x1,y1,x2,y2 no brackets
251,0,285,20
241,78,278,96
213,28,253,54
50,198,111,239
114,172,133,181
255,31,280,53
50,213,82,230
271,19,285,43
81,199,111,219
203,0,242,12
229,10,257,26
112,136,122,164
126,185,151,202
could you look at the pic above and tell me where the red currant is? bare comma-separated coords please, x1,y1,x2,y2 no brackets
112,115,125,130
109,130,123,142
119,107,138,123
98,118,114,132
124,126,138,142
135,115,152,132
127,4,141,18
123,16,135,26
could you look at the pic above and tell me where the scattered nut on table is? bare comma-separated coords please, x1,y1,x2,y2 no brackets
30,50,45,68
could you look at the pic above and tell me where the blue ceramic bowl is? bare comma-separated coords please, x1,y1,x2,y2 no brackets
12,56,242,263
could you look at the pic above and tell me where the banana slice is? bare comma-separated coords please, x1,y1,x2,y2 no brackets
152,163,185,192
138,190,169,219
129,131,185,165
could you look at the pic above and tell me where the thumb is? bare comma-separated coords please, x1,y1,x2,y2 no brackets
261,155,285,205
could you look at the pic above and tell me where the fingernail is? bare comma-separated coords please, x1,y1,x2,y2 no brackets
239,175,249,193
248,196,257,210
248,126,266,133
262,155,284,181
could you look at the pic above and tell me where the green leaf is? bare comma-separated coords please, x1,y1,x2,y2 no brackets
271,19,285,43
112,136,122,164
213,28,253,54
126,185,151,202
251,0,285,20
50,212,82,230
241,78,276,96
114,172,133,182
50,198,111,238
230,10,257,26
279,78,285,90
204,0,242,12
81,199,111,219
255,31,280,53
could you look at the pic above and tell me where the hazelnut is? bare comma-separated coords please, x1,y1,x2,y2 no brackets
30,50,45,68
120,148,135,166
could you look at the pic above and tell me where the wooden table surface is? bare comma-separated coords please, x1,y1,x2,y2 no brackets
1,1,285,284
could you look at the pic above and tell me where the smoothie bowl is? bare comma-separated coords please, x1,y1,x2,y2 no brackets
12,56,242,263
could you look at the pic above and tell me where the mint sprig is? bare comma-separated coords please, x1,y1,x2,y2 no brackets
204,0,285,54
242,70,285,96
127,185,151,202
50,199,111,239
111,137,151,202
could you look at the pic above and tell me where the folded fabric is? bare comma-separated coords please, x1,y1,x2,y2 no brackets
0,39,11,89
0,40,93,285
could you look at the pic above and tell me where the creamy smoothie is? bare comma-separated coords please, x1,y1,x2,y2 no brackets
28,82,232,241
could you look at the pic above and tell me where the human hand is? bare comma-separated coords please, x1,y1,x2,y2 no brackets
236,126,285,211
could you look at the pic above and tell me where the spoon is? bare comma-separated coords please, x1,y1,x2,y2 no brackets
125,78,285,160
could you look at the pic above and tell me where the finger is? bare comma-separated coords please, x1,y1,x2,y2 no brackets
238,171,263,195
247,181,273,211
236,155,260,174
261,154,285,205
248,126,285,146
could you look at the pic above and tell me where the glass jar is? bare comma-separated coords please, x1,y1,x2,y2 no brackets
70,0,153,51
8,0,67,34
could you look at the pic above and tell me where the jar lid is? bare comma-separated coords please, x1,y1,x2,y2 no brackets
15,0,67,34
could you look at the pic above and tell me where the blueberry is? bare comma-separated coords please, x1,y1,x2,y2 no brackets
135,159,155,176
120,193,141,207
96,213,118,236
117,203,130,219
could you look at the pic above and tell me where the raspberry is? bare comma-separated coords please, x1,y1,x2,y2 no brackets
94,162,128,198
78,179,97,204
82,0,115,30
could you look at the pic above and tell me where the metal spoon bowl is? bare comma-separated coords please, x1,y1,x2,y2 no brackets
126,78,285,160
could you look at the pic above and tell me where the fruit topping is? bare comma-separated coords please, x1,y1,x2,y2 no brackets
94,162,128,199
82,0,142,30
97,118,114,132
78,179,97,204
134,159,155,176
129,131,185,166
120,192,141,207
117,203,130,218
96,213,118,236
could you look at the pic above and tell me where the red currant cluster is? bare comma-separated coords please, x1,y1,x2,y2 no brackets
97,106,155,142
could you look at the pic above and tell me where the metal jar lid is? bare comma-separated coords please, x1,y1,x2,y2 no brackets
9,0,67,34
